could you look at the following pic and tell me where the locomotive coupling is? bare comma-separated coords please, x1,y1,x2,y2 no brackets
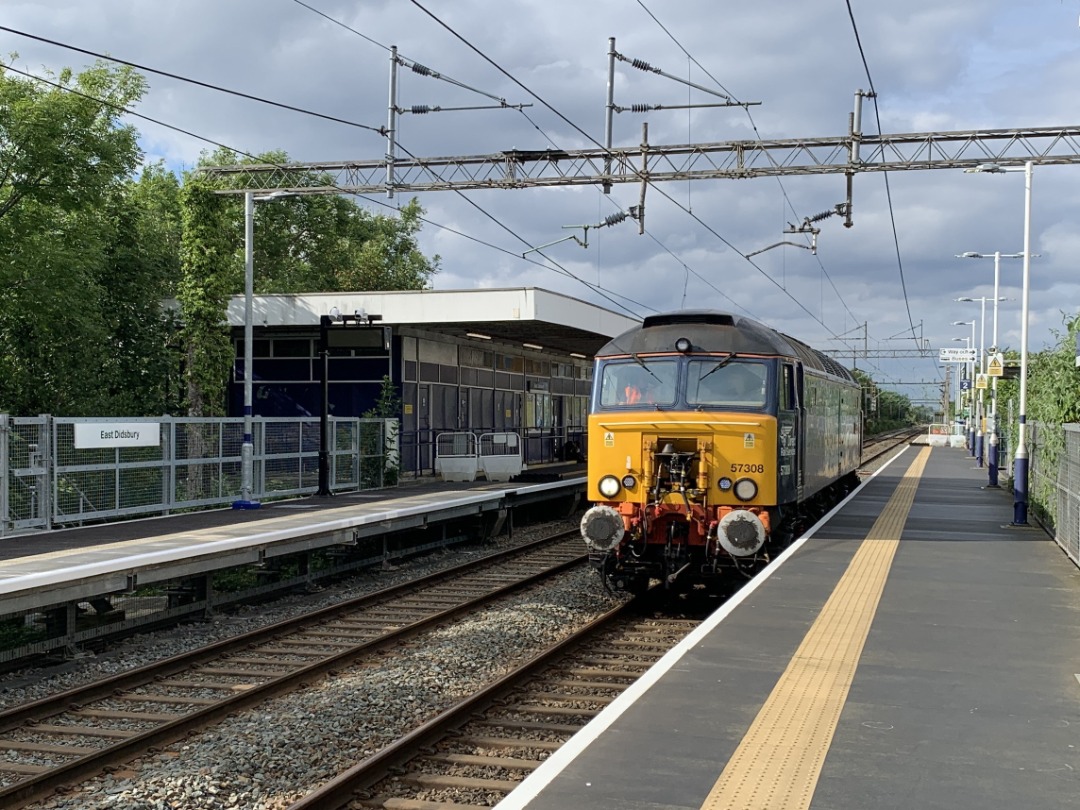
580,504,625,551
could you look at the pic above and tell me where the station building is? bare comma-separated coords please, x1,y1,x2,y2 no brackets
225,287,639,473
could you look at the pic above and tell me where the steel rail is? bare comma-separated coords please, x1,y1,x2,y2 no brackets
285,599,642,810
0,532,583,809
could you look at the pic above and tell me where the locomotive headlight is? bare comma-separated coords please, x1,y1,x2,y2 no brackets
718,477,733,492
598,475,622,498
733,477,758,501
621,474,637,489
675,336,692,353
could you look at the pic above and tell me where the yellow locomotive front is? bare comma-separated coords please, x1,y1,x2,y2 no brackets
582,353,779,592
580,312,801,594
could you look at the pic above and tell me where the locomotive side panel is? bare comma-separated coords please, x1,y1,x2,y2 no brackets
800,370,861,498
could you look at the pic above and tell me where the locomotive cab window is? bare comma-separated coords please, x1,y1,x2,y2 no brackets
688,360,767,408
780,364,796,410
598,359,678,407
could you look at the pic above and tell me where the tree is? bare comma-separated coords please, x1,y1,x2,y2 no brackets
98,164,184,415
0,60,150,415
0,59,144,223
177,149,440,415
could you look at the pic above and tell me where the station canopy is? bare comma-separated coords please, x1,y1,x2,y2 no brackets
225,287,640,357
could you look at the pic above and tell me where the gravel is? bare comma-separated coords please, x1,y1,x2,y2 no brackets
0,516,630,809
28,567,621,810
0,518,581,710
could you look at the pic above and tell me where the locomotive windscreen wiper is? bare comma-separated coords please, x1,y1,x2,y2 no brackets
631,351,663,383
698,353,736,381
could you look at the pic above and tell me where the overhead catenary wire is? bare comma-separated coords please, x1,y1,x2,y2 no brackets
0,24,385,134
0,55,652,322
633,0,865,334
404,0,854,345
632,0,901,383
0,9,910,385
514,106,759,320
844,1,921,355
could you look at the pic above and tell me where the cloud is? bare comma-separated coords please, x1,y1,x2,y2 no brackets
2,0,1078,397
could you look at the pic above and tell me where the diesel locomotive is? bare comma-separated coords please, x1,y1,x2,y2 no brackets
580,310,862,593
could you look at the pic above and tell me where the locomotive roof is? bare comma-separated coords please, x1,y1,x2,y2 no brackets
598,310,855,382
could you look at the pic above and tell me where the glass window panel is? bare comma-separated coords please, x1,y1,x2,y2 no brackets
598,360,679,407
687,360,767,408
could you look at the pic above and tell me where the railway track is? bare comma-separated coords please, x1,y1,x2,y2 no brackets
0,428,923,807
287,602,699,810
278,428,924,809
861,426,922,469
0,532,586,809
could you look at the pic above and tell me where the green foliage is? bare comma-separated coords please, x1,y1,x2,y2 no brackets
177,175,233,416
362,375,401,487
0,617,46,651
211,566,260,593
851,369,918,434
0,60,182,416
0,69,440,419
1006,313,1080,527
173,149,439,416
0,59,145,221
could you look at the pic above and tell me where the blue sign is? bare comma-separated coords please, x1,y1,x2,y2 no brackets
960,379,972,391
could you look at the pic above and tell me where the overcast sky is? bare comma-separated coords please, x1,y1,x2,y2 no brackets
5,1,1080,405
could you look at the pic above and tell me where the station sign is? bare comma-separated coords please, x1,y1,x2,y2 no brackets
939,347,977,363
74,422,161,449
960,379,972,391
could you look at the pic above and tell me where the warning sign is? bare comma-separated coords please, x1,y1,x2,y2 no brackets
987,353,1004,377
976,374,988,390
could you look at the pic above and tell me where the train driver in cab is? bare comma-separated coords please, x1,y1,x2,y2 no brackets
623,376,659,404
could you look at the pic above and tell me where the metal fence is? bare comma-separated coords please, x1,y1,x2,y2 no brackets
0,415,395,535
1029,422,1080,567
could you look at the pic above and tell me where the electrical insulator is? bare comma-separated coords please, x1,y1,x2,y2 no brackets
630,104,652,113
602,211,629,227
630,58,658,73
410,105,432,114
411,63,433,76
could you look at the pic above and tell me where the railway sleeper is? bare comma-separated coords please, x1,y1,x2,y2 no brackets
402,772,520,792
452,735,561,752
361,796,491,809
472,718,582,734
423,752,541,771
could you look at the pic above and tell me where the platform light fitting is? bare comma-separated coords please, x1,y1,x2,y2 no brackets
466,332,492,340
522,342,543,350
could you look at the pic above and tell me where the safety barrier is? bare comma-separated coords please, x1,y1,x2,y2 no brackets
434,431,480,482
479,432,523,482
434,431,526,482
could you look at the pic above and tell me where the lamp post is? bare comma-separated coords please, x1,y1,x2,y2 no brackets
234,190,292,510
956,294,1009,479
957,253,1032,488
952,321,977,457
955,301,993,467
966,161,1034,525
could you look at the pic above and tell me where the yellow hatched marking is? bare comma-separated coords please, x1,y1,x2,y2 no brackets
701,446,930,810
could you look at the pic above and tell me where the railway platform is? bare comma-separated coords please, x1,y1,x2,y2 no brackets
0,465,585,617
497,445,1080,810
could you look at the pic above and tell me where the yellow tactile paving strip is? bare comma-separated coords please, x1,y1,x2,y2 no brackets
700,446,931,810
